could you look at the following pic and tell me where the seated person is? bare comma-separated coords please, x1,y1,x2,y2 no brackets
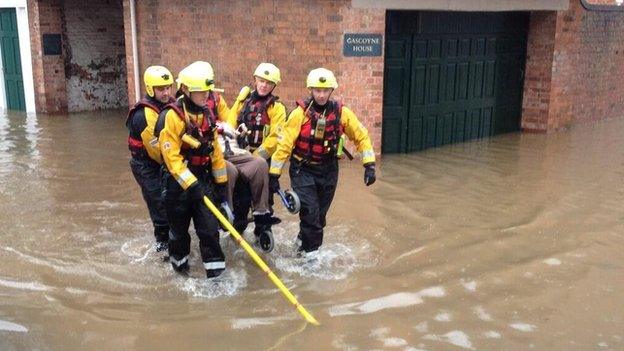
216,121,276,252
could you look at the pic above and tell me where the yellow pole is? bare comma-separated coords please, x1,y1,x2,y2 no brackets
202,196,320,326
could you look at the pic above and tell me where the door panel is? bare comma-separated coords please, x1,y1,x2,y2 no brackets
382,35,412,153
0,8,25,111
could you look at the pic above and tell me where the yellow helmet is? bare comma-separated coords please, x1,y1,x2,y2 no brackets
306,68,338,89
253,63,281,85
176,61,215,92
143,65,173,97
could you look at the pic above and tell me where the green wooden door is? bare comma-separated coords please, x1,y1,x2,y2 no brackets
0,8,25,111
382,34,412,153
382,11,528,153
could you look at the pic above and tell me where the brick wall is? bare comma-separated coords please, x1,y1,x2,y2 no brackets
338,6,385,150
28,0,68,113
548,0,624,129
522,0,624,132
63,0,127,111
124,0,385,154
521,11,557,132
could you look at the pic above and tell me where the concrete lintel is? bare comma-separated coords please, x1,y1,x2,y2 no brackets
352,0,569,11
0,0,27,8
581,0,624,12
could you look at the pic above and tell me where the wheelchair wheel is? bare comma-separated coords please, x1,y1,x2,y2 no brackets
284,189,301,214
258,229,274,252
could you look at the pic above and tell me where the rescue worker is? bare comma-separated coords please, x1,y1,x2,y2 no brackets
157,61,228,278
227,63,286,160
224,63,287,250
126,65,174,252
269,68,376,262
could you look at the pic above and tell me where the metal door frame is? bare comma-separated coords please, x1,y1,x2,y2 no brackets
0,0,35,113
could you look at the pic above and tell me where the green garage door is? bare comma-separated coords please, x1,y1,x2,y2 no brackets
0,8,25,111
382,11,528,153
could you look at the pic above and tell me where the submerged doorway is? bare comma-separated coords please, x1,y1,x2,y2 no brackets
382,11,529,153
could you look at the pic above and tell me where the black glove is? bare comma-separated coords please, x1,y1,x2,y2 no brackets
237,133,249,149
189,125,201,139
214,183,227,204
269,174,281,194
223,140,234,157
187,183,205,202
364,163,376,186
198,140,214,156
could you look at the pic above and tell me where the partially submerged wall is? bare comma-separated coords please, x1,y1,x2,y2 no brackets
62,0,127,111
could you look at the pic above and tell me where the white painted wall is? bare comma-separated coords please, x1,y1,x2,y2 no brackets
0,0,36,114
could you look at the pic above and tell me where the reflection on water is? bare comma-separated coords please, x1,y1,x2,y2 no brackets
0,109,623,350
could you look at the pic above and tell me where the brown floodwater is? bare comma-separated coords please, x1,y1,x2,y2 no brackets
0,109,622,350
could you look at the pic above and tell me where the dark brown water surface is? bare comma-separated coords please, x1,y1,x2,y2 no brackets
0,110,622,350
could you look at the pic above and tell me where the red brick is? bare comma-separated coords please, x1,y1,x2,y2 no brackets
122,0,385,153
523,2,624,132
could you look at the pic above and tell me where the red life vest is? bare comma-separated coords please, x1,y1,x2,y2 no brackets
126,98,163,159
237,93,278,149
165,101,216,167
292,99,344,164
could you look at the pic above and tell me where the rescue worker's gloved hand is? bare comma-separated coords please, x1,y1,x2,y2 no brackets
189,125,202,139
214,183,227,204
364,163,376,186
236,124,249,149
187,183,205,202
237,133,249,149
198,140,214,156
223,140,234,157
269,174,280,194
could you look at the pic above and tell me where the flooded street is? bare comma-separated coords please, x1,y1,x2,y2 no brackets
0,109,623,350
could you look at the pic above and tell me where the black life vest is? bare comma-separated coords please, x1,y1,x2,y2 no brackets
126,98,163,159
237,92,278,149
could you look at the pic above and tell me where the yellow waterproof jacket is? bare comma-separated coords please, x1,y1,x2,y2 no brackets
140,106,163,163
159,102,228,190
269,103,376,176
227,87,287,159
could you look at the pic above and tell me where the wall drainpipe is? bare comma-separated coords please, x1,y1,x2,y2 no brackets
129,0,140,103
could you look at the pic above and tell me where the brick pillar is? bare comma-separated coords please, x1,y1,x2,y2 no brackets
522,2,624,132
27,0,67,113
338,6,385,152
27,0,44,112
521,11,557,133
122,0,137,105
548,0,624,128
